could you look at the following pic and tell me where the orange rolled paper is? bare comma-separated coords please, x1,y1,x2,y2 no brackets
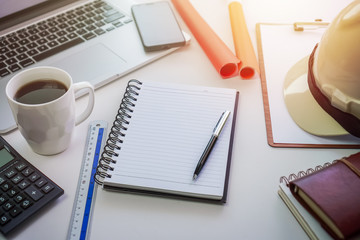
228,1,259,79
171,0,240,79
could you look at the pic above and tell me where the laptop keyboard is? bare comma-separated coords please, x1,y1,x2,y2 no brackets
0,0,132,78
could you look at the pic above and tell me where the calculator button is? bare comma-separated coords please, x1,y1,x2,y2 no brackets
7,187,19,197
1,182,13,192
11,174,24,184
0,214,11,225
15,163,27,171
0,177,5,185
14,193,26,203
20,199,32,209
0,195,9,206
9,206,22,217
18,180,31,190
22,167,34,177
3,200,15,211
35,178,47,188
29,172,40,182
25,186,43,201
4,169,16,179
41,184,54,194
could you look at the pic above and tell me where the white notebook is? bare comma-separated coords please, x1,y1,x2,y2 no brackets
95,80,239,202
278,183,330,240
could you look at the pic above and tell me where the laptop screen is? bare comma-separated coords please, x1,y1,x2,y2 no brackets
0,0,78,31
0,0,48,19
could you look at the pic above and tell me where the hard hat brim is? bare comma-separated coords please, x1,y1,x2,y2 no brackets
283,45,349,137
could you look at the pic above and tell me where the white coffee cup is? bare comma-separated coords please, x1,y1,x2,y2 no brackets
5,66,95,155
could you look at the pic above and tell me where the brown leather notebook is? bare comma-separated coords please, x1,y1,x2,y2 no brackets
289,152,360,240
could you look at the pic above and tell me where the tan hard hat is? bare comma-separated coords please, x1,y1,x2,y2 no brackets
283,0,360,138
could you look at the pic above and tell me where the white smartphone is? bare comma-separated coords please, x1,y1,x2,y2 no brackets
131,1,186,52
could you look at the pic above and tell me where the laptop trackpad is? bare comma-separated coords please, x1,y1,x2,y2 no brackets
52,43,125,85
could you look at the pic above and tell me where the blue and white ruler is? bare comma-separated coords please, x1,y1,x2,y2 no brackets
67,121,108,240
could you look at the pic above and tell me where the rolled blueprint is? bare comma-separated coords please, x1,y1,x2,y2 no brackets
228,0,259,79
171,0,240,79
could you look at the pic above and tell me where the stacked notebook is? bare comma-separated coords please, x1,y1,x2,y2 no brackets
279,152,360,240
95,80,239,203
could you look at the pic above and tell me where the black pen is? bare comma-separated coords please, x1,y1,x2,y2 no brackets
193,110,231,180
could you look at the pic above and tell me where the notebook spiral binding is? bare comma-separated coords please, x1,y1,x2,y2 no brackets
94,79,143,185
279,160,338,186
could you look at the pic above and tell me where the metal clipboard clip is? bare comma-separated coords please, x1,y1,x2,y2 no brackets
293,20,329,31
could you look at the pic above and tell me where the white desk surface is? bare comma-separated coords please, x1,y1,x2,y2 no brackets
3,0,358,239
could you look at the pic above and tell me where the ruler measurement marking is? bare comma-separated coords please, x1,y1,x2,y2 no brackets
80,127,103,240
68,121,107,240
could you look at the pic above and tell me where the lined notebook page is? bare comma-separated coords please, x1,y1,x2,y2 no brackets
104,81,237,199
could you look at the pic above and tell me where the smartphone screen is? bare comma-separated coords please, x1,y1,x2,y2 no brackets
131,1,185,52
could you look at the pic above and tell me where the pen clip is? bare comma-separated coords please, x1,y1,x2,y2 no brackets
213,111,231,136
293,20,329,32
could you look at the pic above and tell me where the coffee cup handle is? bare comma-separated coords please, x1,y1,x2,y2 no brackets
73,82,95,125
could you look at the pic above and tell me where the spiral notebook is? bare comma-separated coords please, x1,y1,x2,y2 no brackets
278,158,360,240
278,161,338,240
95,80,239,203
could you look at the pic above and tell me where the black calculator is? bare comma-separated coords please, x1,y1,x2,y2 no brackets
0,136,64,235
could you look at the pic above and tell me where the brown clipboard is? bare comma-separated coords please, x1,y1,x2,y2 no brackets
256,23,360,148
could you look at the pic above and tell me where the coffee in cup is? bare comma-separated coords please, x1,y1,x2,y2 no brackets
14,79,68,105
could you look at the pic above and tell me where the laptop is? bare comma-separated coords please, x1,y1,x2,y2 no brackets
0,0,190,134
